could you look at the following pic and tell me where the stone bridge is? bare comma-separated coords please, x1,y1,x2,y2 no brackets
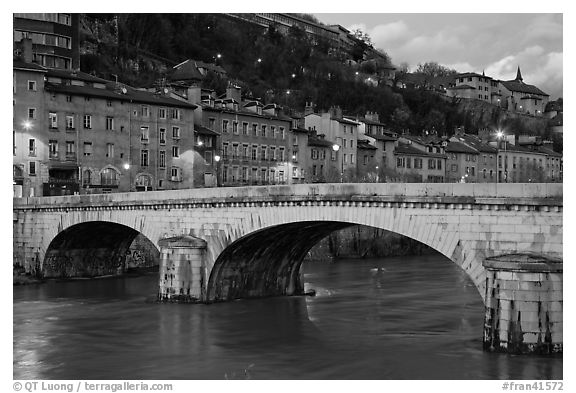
13,183,563,354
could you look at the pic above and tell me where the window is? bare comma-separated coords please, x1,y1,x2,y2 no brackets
242,122,248,135
223,142,229,158
28,108,36,119
29,161,36,176
280,127,285,140
241,167,248,182
222,120,229,133
171,109,181,120
172,146,180,158
451,164,457,172
261,125,267,138
141,126,149,142
470,167,475,176
107,100,112,107
106,117,114,131
106,143,114,158
406,157,411,168
83,115,92,129
232,121,239,134
242,144,249,159
66,95,72,102
513,156,517,169
101,168,118,186
65,141,75,159
83,142,93,156
437,159,442,170
28,139,36,156
428,159,436,169
83,169,91,185
172,126,180,139
232,143,239,159
49,140,58,158
158,108,166,119
170,167,182,181
141,149,149,166
141,106,149,117
260,145,267,160
49,112,58,128
279,147,285,161
252,123,258,137
205,150,213,165
159,150,166,168
343,139,347,148
343,154,347,164
414,158,423,169
251,145,258,160
208,118,215,129
483,169,487,179
159,128,166,144
28,81,37,91
271,126,277,139
350,140,354,149
311,149,318,160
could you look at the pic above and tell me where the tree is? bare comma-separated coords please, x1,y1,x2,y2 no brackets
415,61,458,78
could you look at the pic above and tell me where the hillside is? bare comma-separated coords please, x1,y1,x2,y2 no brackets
79,13,560,148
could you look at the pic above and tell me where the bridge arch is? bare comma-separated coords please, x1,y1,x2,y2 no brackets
42,221,159,278
206,212,477,302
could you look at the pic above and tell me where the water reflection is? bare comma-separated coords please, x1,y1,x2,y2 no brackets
13,255,562,380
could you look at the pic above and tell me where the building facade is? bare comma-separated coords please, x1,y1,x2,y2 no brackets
13,55,197,197
13,14,80,70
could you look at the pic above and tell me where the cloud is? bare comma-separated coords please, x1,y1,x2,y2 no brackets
369,21,410,46
484,48,563,98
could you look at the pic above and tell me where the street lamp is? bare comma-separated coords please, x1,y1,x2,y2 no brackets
214,154,221,187
332,144,342,183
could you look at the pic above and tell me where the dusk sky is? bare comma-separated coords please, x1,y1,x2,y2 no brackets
314,14,563,100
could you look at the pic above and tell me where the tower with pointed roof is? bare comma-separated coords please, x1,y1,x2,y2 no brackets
515,66,523,82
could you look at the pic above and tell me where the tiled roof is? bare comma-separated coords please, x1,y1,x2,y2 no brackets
337,118,360,126
500,80,549,96
457,72,492,79
360,118,387,127
357,140,377,150
308,135,335,148
46,69,109,84
545,100,563,112
170,60,204,81
194,124,220,137
445,141,478,154
44,83,197,109
456,135,498,154
448,84,476,90
394,143,445,158
372,133,397,142
13,59,47,72
291,127,309,134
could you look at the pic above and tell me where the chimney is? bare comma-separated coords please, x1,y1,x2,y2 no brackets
226,85,241,103
18,38,34,63
329,106,342,120
187,86,202,105
365,111,380,123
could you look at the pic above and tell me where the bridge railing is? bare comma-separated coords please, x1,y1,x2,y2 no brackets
13,183,562,209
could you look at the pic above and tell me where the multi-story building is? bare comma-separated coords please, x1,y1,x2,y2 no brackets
13,14,80,70
188,86,293,186
193,124,220,187
496,139,562,183
305,107,360,181
13,57,48,197
393,135,447,182
447,67,548,116
307,131,339,183
445,140,480,183
356,111,398,170
500,67,549,116
13,51,197,197
447,72,501,104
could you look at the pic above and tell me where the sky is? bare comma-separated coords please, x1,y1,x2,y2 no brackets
314,13,563,100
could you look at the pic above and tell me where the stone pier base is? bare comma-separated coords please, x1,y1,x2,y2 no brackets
158,236,207,303
483,254,562,354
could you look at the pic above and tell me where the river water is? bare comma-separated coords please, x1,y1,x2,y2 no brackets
13,253,562,380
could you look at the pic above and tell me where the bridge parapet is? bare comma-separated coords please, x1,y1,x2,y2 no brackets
13,183,563,211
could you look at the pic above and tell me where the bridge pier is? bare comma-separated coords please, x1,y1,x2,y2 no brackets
483,254,562,355
158,236,207,303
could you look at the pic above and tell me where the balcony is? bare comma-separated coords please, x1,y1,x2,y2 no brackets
65,152,77,161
